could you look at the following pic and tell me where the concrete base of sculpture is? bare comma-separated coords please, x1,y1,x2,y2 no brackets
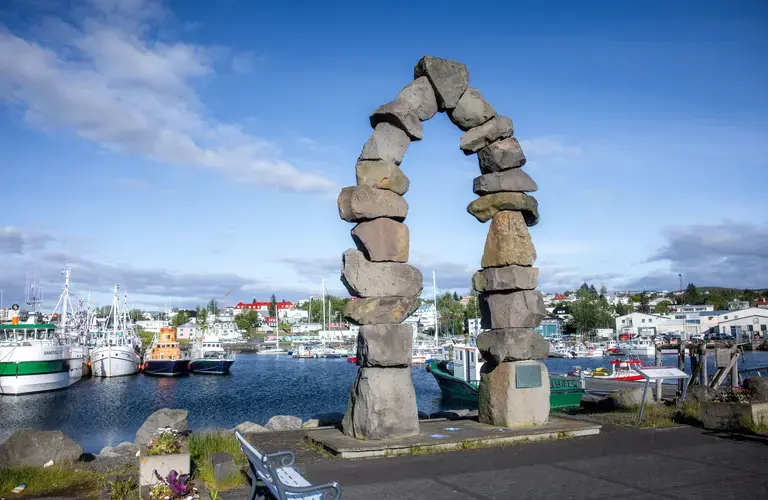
342,367,419,440
478,360,550,428
308,417,599,459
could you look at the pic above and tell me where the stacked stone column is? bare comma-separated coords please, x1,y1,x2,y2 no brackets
338,55,549,440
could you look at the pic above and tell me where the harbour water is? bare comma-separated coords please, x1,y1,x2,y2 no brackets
2,351,767,453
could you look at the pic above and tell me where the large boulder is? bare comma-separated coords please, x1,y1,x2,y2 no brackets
477,138,526,173
476,329,549,364
338,186,408,222
449,87,495,131
344,296,420,325
413,55,469,111
234,421,269,434
396,76,438,121
607,388,653,410
0,429,83,467
479,291,545,329
478,361,550,427
341,249,422,297
352,219,409,262
265,415,302,431
460,116,513,154
743,377,768,403
342,367,419,439
355,160,410,195
481,211,536,268
359,122,410,165
473,265,538,293
135,409,188,445
357,324,413,367
687,386,720,404
99,441,139,459
467,192,539,225
473,170,538,195
370,101,423,140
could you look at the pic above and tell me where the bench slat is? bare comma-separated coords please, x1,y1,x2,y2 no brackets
276,466,311,487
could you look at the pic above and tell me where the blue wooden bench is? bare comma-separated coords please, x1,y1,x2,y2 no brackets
234,430,342,500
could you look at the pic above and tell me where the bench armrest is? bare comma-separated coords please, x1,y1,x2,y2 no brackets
280,481,342,500
263,450,296,467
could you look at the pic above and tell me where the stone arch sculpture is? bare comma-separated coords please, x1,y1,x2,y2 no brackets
337,55,549,440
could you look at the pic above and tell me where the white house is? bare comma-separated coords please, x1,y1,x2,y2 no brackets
177,321,203,340
291,323,323,334
210,321,243,342
136,319,169,333
615,312,664,337
281,309,308,324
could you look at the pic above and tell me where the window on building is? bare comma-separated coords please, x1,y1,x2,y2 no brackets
748,325,754,332
761,325,766,332
642,319,646,323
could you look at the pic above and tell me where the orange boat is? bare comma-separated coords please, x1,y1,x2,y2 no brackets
142,327,188,376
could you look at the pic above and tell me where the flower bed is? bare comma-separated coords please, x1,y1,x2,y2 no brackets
140,427,191,497
700,386,768,433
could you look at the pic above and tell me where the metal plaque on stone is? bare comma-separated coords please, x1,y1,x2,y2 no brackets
515,364,542,388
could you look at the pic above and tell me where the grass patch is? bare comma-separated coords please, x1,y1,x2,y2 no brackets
0,465,103,499
189,431,248,491
106,476,139,500
678,401,702,424
303,438,336,459
581,404,680,429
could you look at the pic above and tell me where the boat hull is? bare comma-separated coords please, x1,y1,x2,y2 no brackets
142,359,188,377
188,358,234,375
426,361,585,409
0,345,81,395
91,345,140,377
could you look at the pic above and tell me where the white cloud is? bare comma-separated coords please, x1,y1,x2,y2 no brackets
0,0,337,193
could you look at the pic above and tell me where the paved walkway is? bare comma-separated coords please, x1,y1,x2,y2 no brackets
230,421,768,499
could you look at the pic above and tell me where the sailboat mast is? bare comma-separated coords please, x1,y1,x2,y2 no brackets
321,279,326,331
433,270,438,347
112,285,119,339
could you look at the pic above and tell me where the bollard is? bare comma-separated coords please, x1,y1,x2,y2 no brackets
700,345,708,386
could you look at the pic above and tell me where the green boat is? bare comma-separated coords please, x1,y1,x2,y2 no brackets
426,359,584,409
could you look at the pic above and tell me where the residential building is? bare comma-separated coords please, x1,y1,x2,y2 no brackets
404,304,436,332
728,300,750,311
281,309,308,324
291,323,323,334
234,300,296,317
615,312,664,337
136,319,169,333
210,321,243,342
551,305,572,323
755,300,768,309
177,321,203,340
668,304,714,313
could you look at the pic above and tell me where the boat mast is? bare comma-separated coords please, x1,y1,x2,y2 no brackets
321,279,326,332
433,270,438,347
112,285,119,342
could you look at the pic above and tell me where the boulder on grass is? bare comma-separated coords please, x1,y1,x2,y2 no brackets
99,441,139,459
135,408,188,445
265,415,302,431
234,421,269,434
0,429,83,467
743,377,768,403
607,388,655,410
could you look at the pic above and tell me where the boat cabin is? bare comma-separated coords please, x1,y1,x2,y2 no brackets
148,327,182,360
452,344,482,383
0,324,58,345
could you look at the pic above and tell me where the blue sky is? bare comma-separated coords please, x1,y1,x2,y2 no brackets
1,0,766,309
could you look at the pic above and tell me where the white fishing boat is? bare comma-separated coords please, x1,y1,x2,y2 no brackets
89,285,141,377
1,268,84,395
618,337,656,356
571,344,605,357
257,346,290,355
